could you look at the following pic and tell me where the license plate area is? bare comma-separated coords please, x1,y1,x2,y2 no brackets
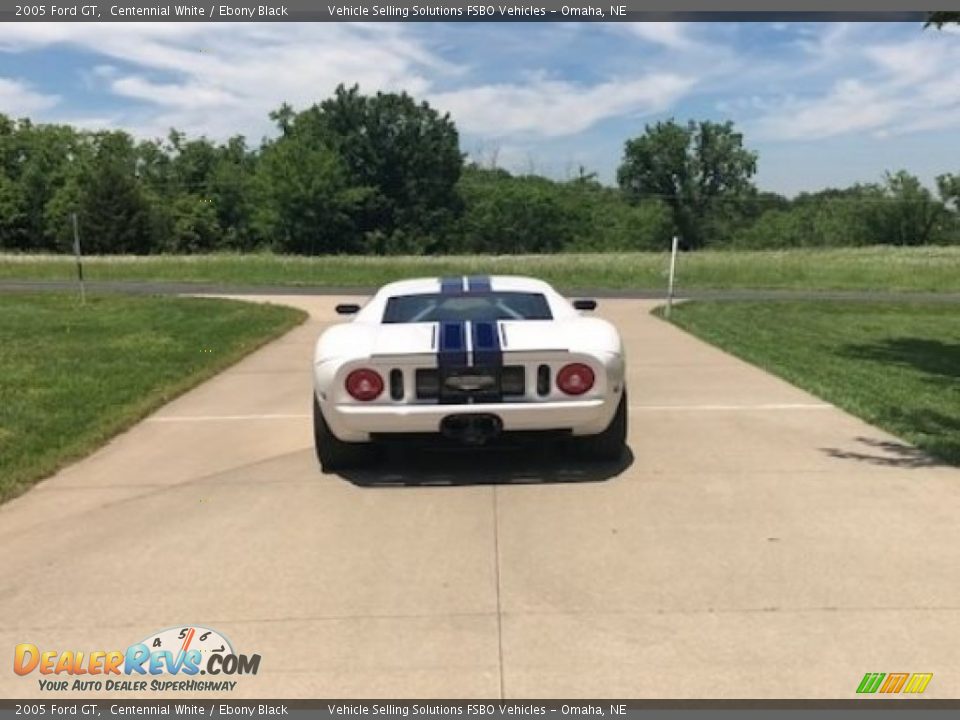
441,368,500,403
415,366,525,403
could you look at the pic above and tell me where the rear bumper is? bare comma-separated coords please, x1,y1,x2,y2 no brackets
319,393,621,443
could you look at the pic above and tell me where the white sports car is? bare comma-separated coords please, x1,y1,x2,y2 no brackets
312,275,627,471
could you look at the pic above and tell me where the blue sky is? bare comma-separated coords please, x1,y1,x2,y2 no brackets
1,21,958,195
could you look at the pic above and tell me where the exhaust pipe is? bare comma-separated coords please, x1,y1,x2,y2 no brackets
440,414,503,445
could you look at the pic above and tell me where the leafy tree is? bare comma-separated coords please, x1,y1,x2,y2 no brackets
207,136,258,249
876,171,947,246
936,174,960,244
558,176,674,251
3,97,956,256
455,167,579,253
733,199,875,249
133,132,258,251
160,195,221,253
452,166,675,253
252,135,373,254
0,119,85,250
168,132,219,191
0,113,16,176
938,173,960,211
617,119,758,248
926,11,960,28
0,174,28,248
734,173,955,248
74,132,157,254
301,84,463,238
269,103,296,135
43,175,83,251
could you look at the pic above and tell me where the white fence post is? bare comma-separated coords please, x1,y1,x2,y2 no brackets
665,235,679,318
72,212,85,304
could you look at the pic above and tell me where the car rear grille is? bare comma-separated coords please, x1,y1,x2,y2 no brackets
415,365,525,404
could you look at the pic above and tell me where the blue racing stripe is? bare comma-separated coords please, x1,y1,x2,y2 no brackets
440,276,464,295
438,321,468,368
467,275,491,293
471,320,502,368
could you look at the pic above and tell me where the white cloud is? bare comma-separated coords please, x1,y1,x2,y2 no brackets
432,73,695,138
0,77,59,115
110,76,241,109
621,22,696,49
0,22,700,145
794,22,855,61
755,80,903,140
0,23,451,139
746,26,960,141
865,39,945,86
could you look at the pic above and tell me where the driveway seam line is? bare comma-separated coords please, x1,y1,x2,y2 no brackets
493,485,505,700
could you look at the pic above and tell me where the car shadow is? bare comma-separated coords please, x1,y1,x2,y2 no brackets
338,443,634,487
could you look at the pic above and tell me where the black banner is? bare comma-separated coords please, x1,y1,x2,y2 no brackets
0,0,946,23
3,700,960,719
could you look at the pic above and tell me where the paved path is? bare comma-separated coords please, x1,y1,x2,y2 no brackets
2,297,958,699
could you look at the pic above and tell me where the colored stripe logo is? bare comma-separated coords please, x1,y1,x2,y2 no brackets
857,672,932,694
903,673,934,694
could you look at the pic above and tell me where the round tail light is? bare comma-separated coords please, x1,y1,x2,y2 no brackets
556,363,595,396
345,368,384,401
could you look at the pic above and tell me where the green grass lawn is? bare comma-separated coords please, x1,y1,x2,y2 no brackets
663,301,960,465
2,246,959,293
0,293,306,502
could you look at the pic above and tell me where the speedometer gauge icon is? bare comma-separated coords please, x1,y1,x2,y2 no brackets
139,625,234,663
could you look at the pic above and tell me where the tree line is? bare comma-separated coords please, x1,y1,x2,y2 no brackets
1,84,958,255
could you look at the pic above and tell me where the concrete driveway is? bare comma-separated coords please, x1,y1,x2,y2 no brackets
1,297,958,699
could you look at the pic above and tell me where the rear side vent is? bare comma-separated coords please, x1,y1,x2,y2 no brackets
389,369,404,401
536,365,550,396
415,369,439,400
501,366,526,396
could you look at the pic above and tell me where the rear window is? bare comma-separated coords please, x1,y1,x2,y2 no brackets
383,292,552,324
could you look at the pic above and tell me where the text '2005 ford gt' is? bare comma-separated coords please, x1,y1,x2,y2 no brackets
312,275,627,471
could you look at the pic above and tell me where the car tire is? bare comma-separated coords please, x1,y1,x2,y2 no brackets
572,388,627,461
313,394,376,472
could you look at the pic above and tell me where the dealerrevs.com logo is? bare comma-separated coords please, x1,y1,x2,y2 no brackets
14,626,261,693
